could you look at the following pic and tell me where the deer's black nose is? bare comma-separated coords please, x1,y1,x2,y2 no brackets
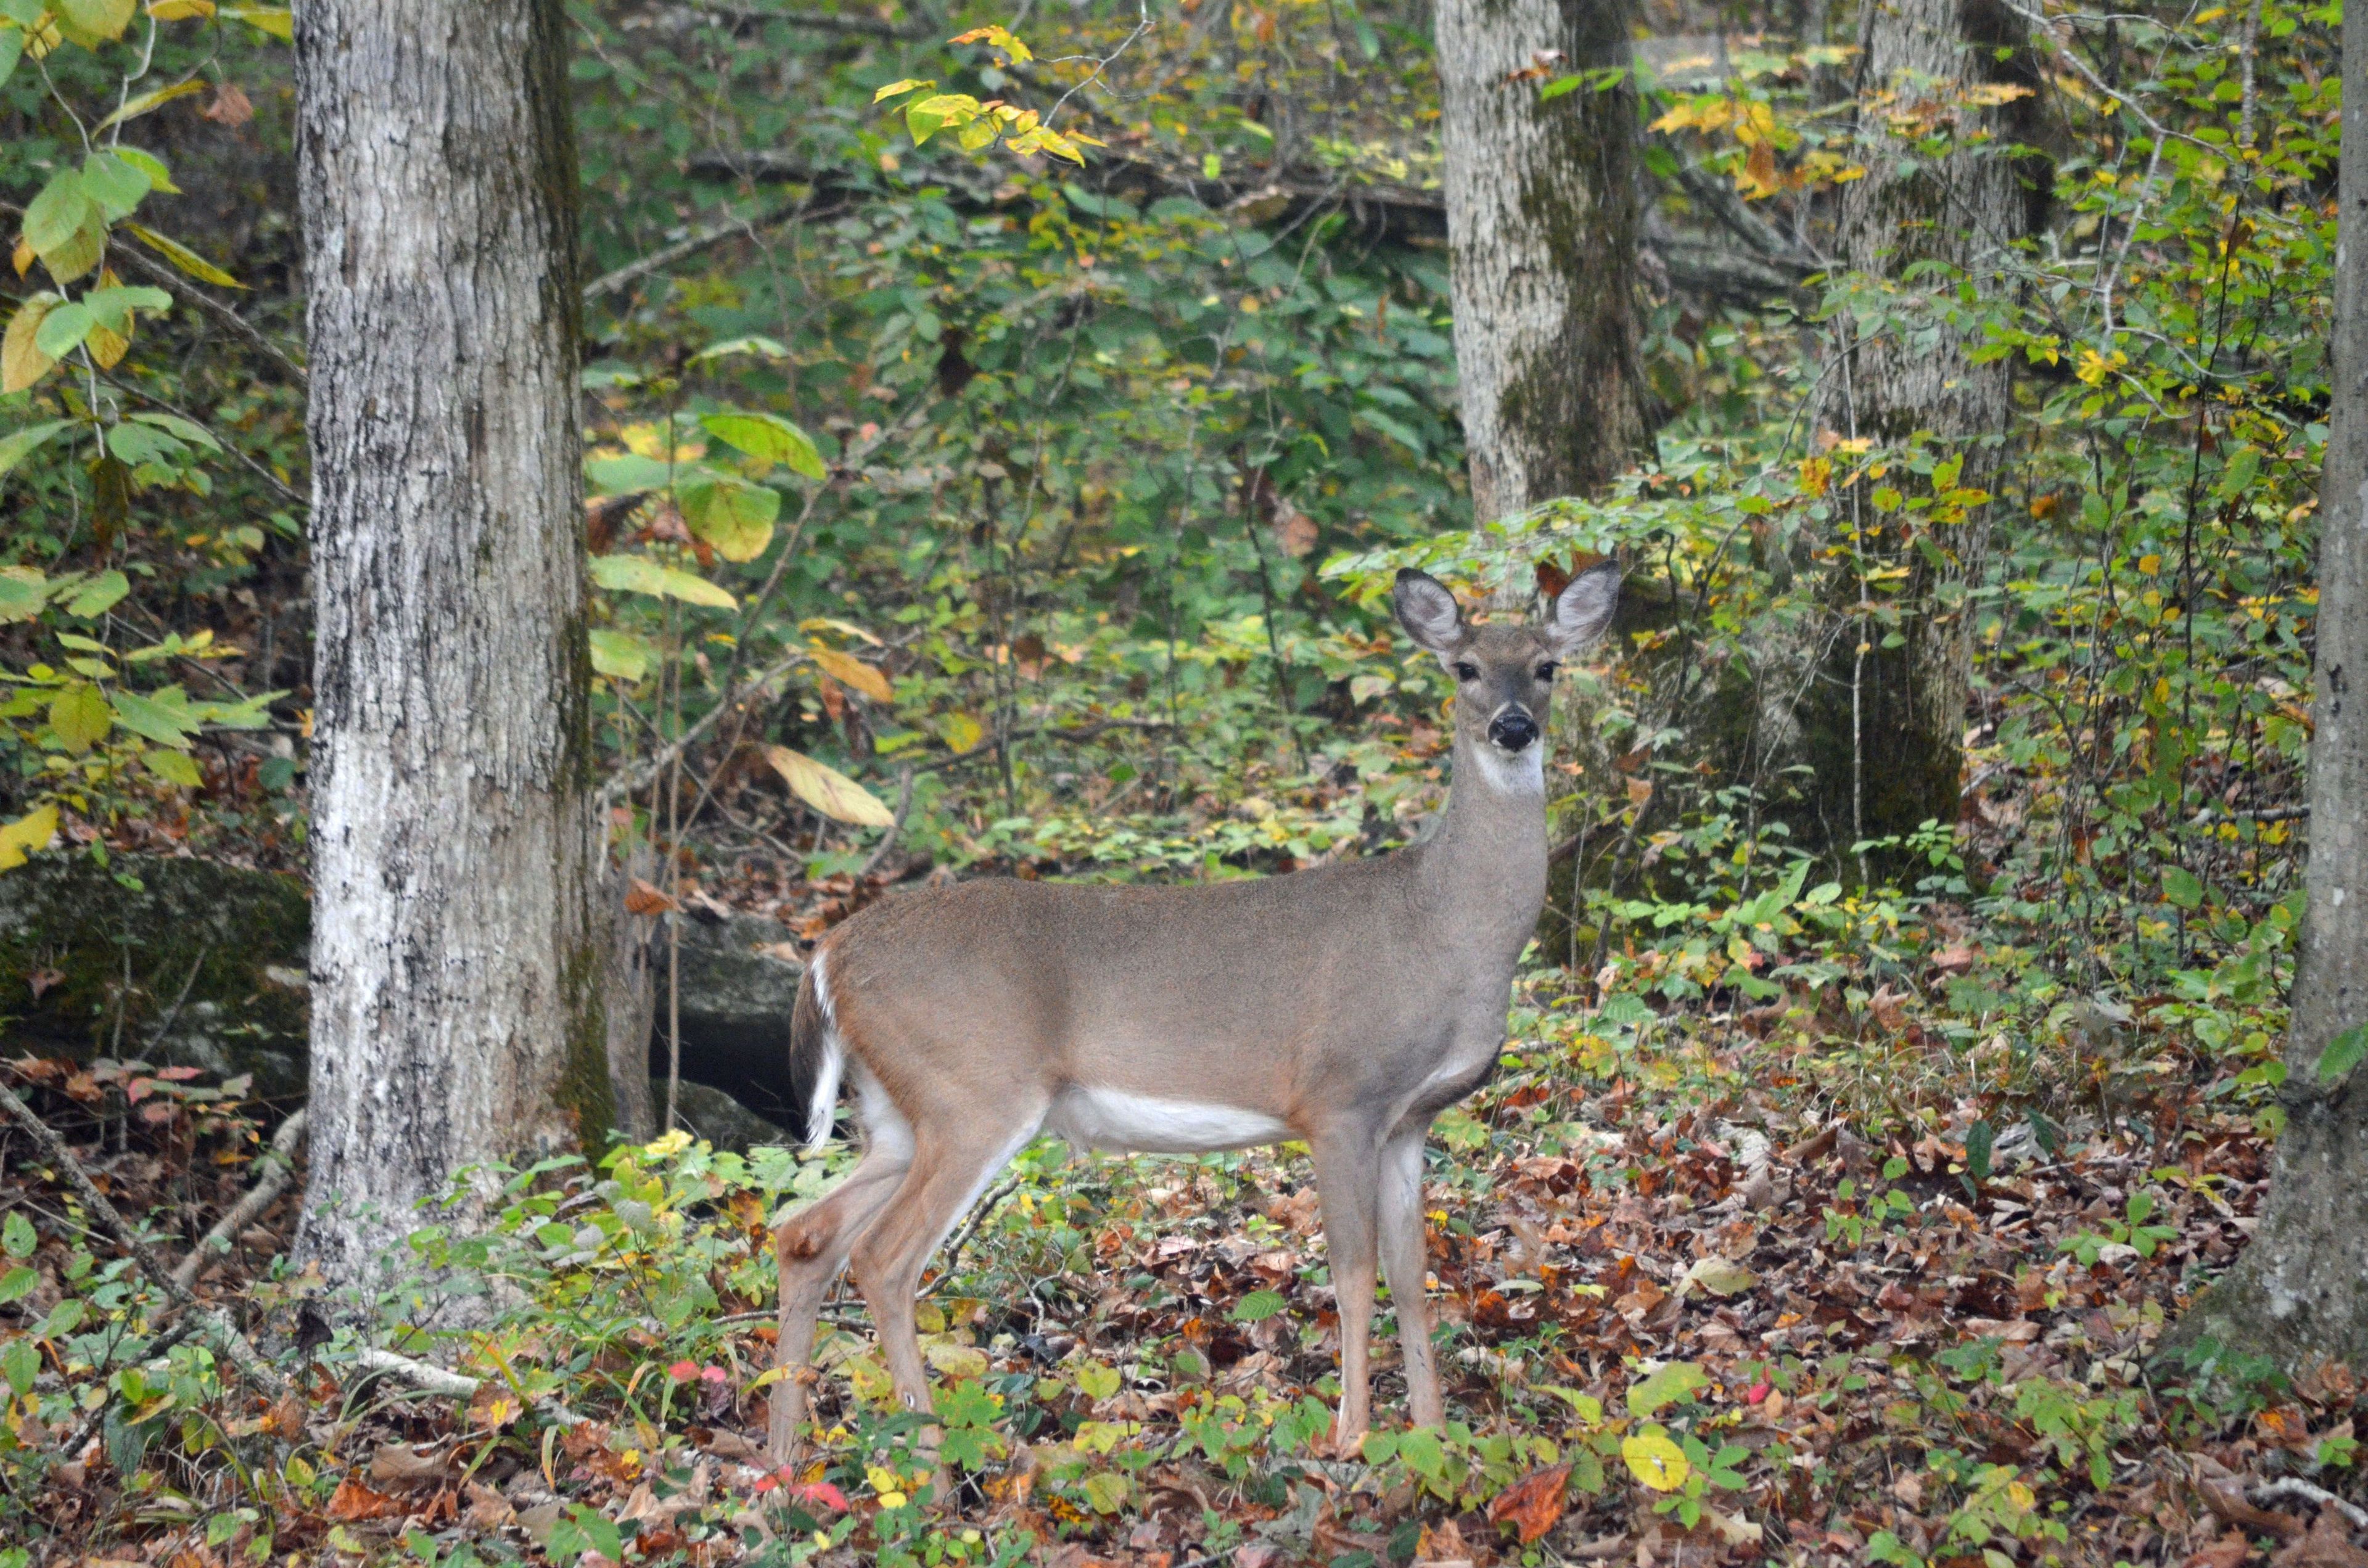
1488,710,1539,752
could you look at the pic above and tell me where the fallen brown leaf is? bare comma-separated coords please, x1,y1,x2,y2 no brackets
325,1477,404,1522
369,1442,449,1488
2273,1512,2368,1568
1487,1461,1570,1543
2181,1533,2253,1568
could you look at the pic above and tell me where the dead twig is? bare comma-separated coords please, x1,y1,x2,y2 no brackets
171,1107,307,1291
352,1346,588,1427
0,1075,294,1401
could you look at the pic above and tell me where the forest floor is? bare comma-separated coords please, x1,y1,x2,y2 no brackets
4,938,2364,1568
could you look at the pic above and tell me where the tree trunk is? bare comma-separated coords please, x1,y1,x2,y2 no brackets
2169,4,2368,1374
1434,0,1653,545
1796,0,2040,872
294,0,611,1283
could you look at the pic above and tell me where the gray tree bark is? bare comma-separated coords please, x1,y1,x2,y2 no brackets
294,0,614,1283
1795,0,2039,870
1434,0,1653,543
2171,2,2368,1373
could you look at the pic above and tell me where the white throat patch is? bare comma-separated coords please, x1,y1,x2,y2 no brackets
1470,744,1545,797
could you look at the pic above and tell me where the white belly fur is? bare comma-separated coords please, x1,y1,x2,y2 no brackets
1045,1085,1291,1154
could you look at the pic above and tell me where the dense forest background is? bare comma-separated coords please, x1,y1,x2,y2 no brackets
2,0,2364,1564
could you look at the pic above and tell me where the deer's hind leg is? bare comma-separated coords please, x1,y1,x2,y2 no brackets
844,1103,1043,1490
767,1091,917,1462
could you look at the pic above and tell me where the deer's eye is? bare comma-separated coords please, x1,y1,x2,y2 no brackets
1536,662,1559,682
1453,662,1479,682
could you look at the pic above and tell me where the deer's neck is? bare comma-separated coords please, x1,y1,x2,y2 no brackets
1416,730,1550,963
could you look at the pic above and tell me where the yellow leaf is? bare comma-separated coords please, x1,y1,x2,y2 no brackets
87,319,128,369
216,4,292,39
762,745,895,827
95,76,208,128
12,237,32,278
2,297,59,393
941,712,984,755
1621,1432,1690,1492
124,223,245,288
873,77,934,103
808,644,891,703
149,0,218,17
0,804,59,871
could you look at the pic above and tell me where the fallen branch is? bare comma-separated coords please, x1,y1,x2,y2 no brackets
2250,1477,2368,1532
0,1075,294,1402
923,1171,1021,1295
692,2,931,38
2190,802,2308,828
172,1108,307,1291
353,1346,587,1428
583,194,854,303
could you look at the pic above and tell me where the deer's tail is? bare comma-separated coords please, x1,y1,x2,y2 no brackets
791,948,844,1152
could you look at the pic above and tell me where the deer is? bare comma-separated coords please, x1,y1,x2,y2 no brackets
762,562,1622,1472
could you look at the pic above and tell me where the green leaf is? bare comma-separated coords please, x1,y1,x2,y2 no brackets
83,284,172,332
699,410,826,479
64,569,129,618
123,223,245,288
146,749,202,788
2319,1024,2367,1086
0,421,73,483
80,150,154,221
676,472,781,562
1395,1426,1446,1478
2,1210,32,1257
22,171,104,283
585,452,673,492
0,1265,34,1303
587,552,737,609
1229,1289,1286,1323
0,25,23,90
1626,1361,1710,1418
49,681,112,753
873,77,934,103
1,1336,35,1397
128,411,220,451
107,421,189,467
112,688,205,747
57,0,134,39
1079,1471,1130,1514
687,334,790,364
2161,865,2204,911
587,628,654,681
1074,1360,1120,1400
32,303,96,359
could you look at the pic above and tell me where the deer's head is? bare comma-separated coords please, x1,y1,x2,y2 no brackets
1392,565,1622,770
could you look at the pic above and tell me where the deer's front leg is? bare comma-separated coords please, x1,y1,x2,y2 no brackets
1376,1125,1444,1429
1310,1129,1383,1451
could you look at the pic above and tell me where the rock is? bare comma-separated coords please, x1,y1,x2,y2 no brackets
666,1080,792,1153
645,911,808,1135
0,850,804,1135
0,852,310,1098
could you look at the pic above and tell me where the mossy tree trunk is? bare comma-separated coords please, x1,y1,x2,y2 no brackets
1799,0,2041,874
2171,5,2368,1374
1433,0,1653,548
294,0,611,1284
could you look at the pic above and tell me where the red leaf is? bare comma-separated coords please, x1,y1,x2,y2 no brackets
326,1478,403,1522
1487,1463,1571,1544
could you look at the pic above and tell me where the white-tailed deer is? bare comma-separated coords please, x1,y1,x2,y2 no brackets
764,564,1621,1466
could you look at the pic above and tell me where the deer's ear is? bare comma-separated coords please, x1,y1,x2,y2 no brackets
1547,563,1621,654
1393,569,1467,654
